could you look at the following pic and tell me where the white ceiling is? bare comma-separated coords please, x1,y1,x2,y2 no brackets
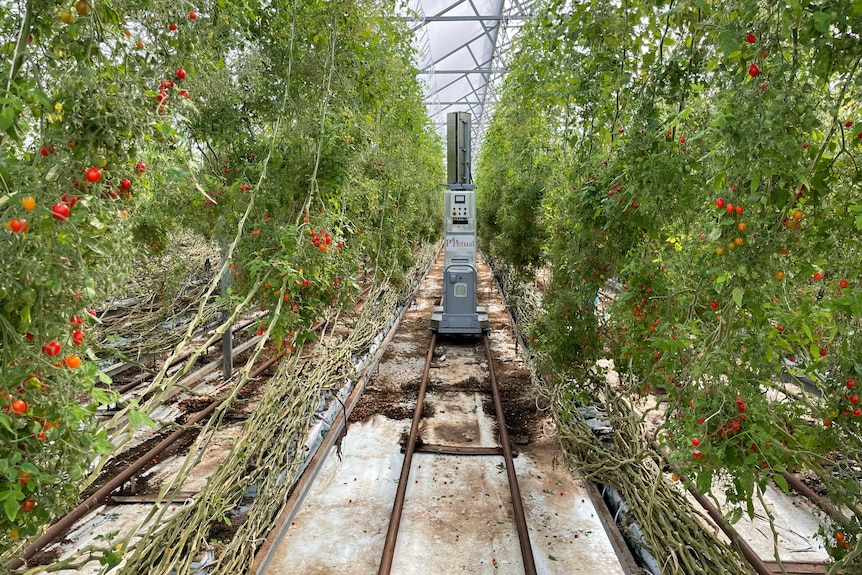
405,0,535,151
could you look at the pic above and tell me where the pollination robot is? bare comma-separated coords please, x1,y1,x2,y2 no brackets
430,112,490,335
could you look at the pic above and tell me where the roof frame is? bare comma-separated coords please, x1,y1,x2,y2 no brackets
405,0,534,152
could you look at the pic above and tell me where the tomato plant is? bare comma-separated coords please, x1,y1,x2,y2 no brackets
478,0,862,566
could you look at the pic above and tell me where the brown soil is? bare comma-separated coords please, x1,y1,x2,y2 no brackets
347,249,542,449
81,429,201,499
208,513,247,549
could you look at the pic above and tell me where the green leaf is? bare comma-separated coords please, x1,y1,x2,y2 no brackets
128,408,155,429
548,555,557,561
727,506,743,525
750,170,760,194
732,287,744,308
773,473,789,493
717,28,738,56
167,166,192,179
696,471,712,494
813,12,830,34
0,107,15,132
4,497,18,522
32,88,51,108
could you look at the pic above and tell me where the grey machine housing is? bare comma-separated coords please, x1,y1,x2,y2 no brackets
430,112,490,335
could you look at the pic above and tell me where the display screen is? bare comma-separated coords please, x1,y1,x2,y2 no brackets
454,195,465,204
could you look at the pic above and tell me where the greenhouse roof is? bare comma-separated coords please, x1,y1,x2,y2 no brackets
406,0,535,151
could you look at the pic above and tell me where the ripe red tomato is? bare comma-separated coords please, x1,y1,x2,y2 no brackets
725,203,734,213
813,271,824,281
748,63,760,77
691,437,701,447
745,32,756,44
854,408,862,417
135,161,146,175
839,279,850,288
252,229,260,237
22,500,35,513
51,203,70,220
42,341,61,356
709,301,718,309
180,89,190,98
176,68,186,79
692,452,705,460
72,330,85,345
85,166,102,183
11,399,27,414
120,178,131,190
168,23,177,31
715,197,725,208
189,10,197,19
735,205,743,215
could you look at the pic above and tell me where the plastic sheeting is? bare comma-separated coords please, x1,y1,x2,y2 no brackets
405,0,535,150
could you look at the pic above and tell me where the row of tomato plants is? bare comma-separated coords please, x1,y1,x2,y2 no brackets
478,0,862,565
0,0,443,557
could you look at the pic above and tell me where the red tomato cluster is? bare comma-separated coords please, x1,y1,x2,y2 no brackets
310,229,333,253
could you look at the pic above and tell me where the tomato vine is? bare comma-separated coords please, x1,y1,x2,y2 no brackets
478,0,862,566
1,0,442,556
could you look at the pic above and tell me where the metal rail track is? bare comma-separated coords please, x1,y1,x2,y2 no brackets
376,332,537,575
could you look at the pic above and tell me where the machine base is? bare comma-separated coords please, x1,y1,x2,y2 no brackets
430,306,490,334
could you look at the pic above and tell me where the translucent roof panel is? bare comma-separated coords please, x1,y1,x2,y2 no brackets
404,0,535,151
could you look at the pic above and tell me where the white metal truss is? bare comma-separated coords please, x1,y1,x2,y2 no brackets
404,0,535,153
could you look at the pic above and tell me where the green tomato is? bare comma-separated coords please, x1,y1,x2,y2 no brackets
20,288,37,306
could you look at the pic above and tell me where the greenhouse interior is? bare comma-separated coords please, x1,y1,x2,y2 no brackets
1,0,861,574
